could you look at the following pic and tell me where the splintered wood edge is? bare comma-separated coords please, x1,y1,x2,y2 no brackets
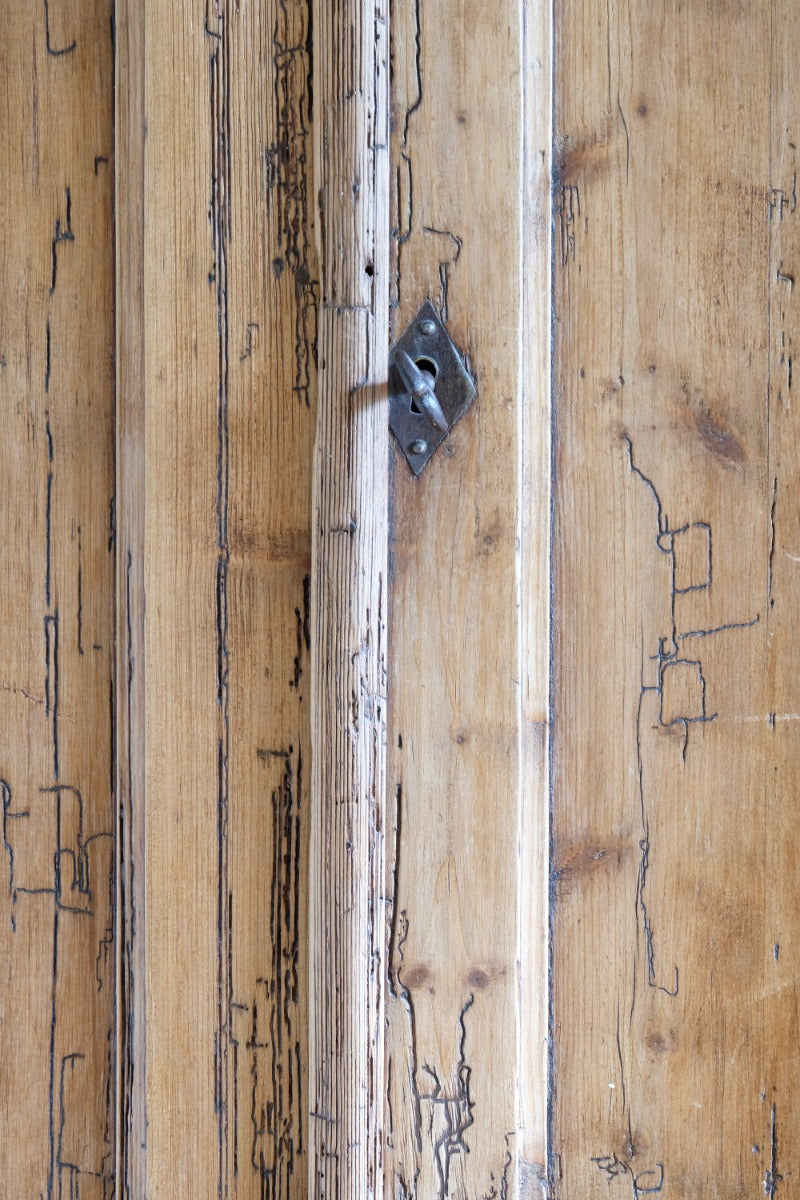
519,0,553,1188
309,1,391,1195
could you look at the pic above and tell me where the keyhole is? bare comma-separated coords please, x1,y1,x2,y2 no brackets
409,356,438,414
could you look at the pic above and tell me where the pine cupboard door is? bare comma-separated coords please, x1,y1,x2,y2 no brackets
117,0,549,1195
3,1,800,1198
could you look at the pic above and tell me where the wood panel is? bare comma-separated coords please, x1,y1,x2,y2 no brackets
0,4,116,1196
552,2,800,1196
385,1,550,1195
134,1,317,1193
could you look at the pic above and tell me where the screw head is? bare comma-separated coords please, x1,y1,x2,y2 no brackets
408,438,428,455
418,319,437,336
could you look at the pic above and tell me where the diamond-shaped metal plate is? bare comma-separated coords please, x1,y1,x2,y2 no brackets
389,300,476,476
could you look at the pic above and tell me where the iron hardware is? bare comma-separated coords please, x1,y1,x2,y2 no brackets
389,300,476,475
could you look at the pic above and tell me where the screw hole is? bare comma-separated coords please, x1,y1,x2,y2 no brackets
365,262,374,277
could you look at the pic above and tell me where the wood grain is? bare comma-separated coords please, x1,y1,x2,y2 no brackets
0,4,116,1195
115,0,146,1191
143,0,220,1183
15,2,799,1195
384,1,550,1195
308,1,390,1195
134,1,317,1193
222,6,316,1194
551,1,800,1195
520,0,554,1188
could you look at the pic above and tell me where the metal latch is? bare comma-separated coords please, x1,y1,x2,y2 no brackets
389,301,476,475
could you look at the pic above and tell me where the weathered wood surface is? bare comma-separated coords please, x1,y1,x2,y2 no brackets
551,2,800,1196
136,1,317,1193
385,2,550,1196
115,0,146,1192
0,3,116,1196
308,1,389,1196
520,0,554,1188
14,1,800,1196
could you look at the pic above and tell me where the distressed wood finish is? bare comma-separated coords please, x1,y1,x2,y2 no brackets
520,0,553,1188
385,2,550,1195
0,5,116,1197
19,2,800,1196
222,7,316,1194
135,1,317,1193
308,1,390,1195
552,2,800,1196
0,3,116,1196
115,0,146,1192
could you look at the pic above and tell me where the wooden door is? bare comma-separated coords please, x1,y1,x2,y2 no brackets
1,2,797,1198
551,6,800,1197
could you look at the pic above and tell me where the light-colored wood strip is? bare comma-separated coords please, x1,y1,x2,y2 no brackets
308,0,390,1194
143,0,220,1189
384,1,548,1195
552,1,800,1195
519,0,553,1190
0,2,116,1195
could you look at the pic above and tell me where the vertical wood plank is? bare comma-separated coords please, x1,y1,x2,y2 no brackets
143,0,219,1183
552,1,800,1195
308,1,390,1195
520,0,553,1189
762,11,800,1195
134,0,318,1193
222,4,316,1195
0,2,116,1195
115,0,146,1191
384,1,550,1195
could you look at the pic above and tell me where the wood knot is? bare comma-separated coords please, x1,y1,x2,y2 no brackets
694,408,745,465
644,1022,676,1055
467,967,490,990
680,387,746,467
402,963,432,991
